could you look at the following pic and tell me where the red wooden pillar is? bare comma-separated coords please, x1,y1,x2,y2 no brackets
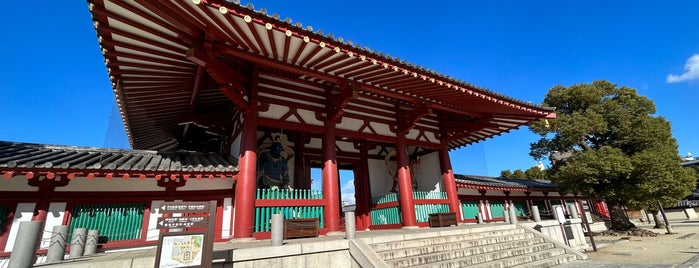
322,123,341,232
395,136,417,227
438,144,463,222
233,109,258,238
356,143,372,229
31,183,52,222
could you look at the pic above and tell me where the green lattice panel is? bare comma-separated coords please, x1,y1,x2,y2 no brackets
69,203,145,241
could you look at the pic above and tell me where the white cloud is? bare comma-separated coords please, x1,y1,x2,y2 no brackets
341,179,356,205
667,54,699,83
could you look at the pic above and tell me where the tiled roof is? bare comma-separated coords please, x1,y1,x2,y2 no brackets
682,159,699,167
454,174,556,191
0,141,238,179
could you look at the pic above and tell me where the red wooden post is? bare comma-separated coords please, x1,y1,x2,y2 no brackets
233,110,258,238
395,136,417,227
356,143,372,230
322,124,341,232
439,144,463,222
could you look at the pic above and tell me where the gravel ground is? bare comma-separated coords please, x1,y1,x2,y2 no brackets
581,223,699,266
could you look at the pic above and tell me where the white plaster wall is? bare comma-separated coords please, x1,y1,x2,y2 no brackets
55,177,163,192
39,202,67,249
259,104,289,120
146,200,163,241
222,197,233,239
297,109,324,126
0,177,37,191
484,190,507,197
306,137,323,150
4,203,36,252
337,117,364,132
368,122,393,137
368,159,393,198
509,191,527,197
458,188,481,196
178,178,234,191
413,152,441,192
336,141,358,154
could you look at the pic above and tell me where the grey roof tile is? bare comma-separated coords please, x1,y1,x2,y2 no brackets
0,141,238,175
454,174,557,190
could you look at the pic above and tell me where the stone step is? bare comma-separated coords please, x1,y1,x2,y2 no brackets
509,253,579,268
377,234,542,261
386,241,557,268
466,248,572,268
370,228,526,252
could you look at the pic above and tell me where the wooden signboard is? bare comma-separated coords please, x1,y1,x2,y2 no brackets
155,201,216,268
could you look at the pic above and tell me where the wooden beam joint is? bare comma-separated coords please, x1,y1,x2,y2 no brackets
326,81,358,123
396,102,432,134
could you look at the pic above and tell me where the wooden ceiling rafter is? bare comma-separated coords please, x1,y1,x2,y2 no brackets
91,7,190,49
92,0,555,150
108,0,196,43
133,0,206,35
98,26,185,57
310,53,347,71
323,58,368,74
186,47,250,109
192,2,250,52
244,16,269,57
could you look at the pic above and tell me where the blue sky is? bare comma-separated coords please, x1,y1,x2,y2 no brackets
1,1,698,202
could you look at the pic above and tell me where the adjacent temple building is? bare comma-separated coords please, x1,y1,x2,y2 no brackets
0,0,607,256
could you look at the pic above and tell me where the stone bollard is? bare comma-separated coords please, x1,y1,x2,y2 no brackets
568,204,579,219
271,214,284,246
477,212,484,224
84,230,100,255
69,228,87,259
503,207,510,223
509,207,518,224
531,206,542,222
46,225,69,262
345,211,356,239
8,221,43,268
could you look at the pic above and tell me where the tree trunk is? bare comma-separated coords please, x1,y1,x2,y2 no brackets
649,210,665,229
608,201,636,230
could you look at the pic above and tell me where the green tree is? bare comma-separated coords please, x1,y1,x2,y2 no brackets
529,81,696,230
500,170,514,178
500,167,546,180
524,166,547,180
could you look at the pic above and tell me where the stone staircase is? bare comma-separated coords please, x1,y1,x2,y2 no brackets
360,224,582,268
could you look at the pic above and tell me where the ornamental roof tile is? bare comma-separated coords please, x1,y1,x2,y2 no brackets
454,174,556,190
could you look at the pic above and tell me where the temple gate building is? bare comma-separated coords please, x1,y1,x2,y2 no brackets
0,1,614,256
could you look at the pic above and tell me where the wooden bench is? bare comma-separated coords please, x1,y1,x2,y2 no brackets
284,218,319,239
428,212,457,227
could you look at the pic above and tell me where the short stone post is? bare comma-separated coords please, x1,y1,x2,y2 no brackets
84,230,100,255
69,228,87,259
477,212,484,224
531,206,542,222
568,204,579,219
271,214,284,246
46,225,69,262
8,221,43,268
508,207,518,224
345,211,356,239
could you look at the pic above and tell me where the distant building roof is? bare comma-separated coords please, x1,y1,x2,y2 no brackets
682,159,699,168
454,174,557,192
0,141,238,180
